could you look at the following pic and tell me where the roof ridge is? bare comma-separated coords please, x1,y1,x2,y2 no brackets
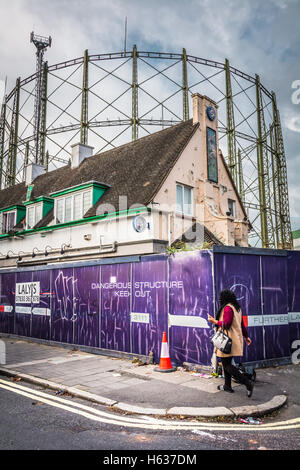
90,119,194,160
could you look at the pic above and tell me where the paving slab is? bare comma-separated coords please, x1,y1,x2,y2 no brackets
0,337,292,419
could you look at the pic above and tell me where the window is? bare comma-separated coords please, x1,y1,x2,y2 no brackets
176,183,193,216
26,204,42,229
65,197,72,223
228,199,236,218
55,190,92,224
56,199,64,224
0,211,16,234
83,191,91,215
73,193,82,220
207,127,218,183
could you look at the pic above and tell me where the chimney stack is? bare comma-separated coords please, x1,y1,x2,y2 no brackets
192,93,202,125
71,142,94,169
25,162,46,185
192,93,218,127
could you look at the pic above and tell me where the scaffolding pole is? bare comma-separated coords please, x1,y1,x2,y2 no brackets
80,49,89,145
225,58,238,188
132,44,138,141
6,77,20,187
182,48,189,121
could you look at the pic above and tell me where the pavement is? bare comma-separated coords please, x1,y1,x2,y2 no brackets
0,335,296,420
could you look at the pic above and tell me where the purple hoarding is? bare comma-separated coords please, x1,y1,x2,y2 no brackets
15,271,33,337
101,263,131,353
73,266,100,348
132,257,168,361
213,253,264,362
169,251,214,365
31,270,51,341
260,256,290,359
287,251,300,347
0,249,299,366
51,268,74,344
0,272,15,334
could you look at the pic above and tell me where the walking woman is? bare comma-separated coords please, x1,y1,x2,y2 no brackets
208,289,255,397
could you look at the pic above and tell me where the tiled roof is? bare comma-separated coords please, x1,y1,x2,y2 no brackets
0,120,198,219
172,222,223,247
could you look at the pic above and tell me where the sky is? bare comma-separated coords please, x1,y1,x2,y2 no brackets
0,0,299,229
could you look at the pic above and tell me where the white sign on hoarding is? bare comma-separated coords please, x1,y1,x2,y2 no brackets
15,282,40,304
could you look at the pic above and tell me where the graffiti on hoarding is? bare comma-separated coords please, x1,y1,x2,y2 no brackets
54,271,78,322
230,283,250,302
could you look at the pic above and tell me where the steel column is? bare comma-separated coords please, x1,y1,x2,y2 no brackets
182,48,189,121
6,78,20,187
80,49,89,145
45,150,49,172
272,92,293,249
269,124,280,248
237,148,245,204
38,61,48,165
23,141,30,181
256,74,275,248
225,58,238,187
0,100,6,190
131,45,138,141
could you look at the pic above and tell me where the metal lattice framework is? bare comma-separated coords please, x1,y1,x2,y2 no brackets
0,45,293,249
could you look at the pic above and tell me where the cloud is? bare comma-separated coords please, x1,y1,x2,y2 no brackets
285,116,300,133
0,0,300,222
0,81,4,103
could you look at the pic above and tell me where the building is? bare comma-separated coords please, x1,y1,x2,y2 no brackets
292,229,300,250
0,93,250,269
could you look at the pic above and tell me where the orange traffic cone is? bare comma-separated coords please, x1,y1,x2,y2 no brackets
154,331,177,372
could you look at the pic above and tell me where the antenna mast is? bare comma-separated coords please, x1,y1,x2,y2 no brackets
124,17,127,54
30,31,52,164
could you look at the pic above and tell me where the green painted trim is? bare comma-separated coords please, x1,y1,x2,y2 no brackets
16,206,26,225
292,229,300,239
0,205,26,231
25,198,54,221
0,204,24,213
26,185,34,202
0,206,149,239
50,182,109,198
92,186,106,205
23,196,53,206
42,199,54,218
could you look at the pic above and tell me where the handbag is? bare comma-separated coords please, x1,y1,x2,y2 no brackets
211,324,232,354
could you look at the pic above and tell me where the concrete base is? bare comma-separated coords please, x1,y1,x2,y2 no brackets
154,366,177,373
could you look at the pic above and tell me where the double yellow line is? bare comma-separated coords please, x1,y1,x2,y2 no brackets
0,378,299,432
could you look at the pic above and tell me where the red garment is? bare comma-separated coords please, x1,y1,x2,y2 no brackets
217,305,248,338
